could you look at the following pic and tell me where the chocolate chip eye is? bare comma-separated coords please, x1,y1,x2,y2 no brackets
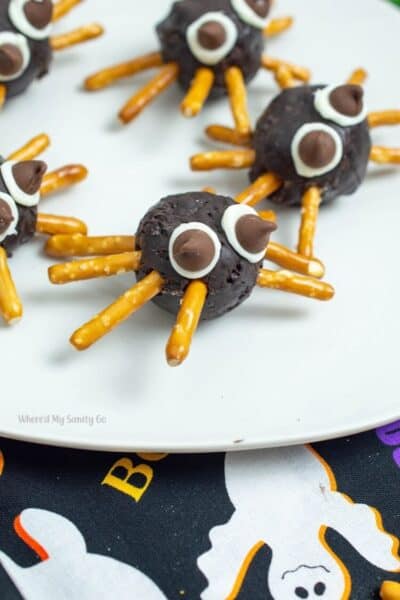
0,193,18,243
0,32,30,81
169,222,221,279
222,204,276,263
291,123,343,178
1,160,47,208
186,12,238,65
231,0,271,29
314,582,326,596
314,84,367,127
9,0,53,40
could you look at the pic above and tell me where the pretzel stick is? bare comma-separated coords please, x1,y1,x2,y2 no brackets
40,164,88,196
181,68,214,117
0,247,23,324
368,111,400,128
264,17,293,37
380,581,400,600
370,146,400,164
36,213,87,235
297,187,322,258
166,280,207,367
85,52,163,91
49,252,141,284
225,67,251,135
274,64,295,89
45,234,135,257
206,125,252,147
258,210,277,223
261,55,311,83
202,187,216,194
8,134,50,161
0,84,6,108
52,0,82,21
50,24,104,51
266,243,325,278
235,173,282,206
257,269,334,301
347,68,367,86
119,62,179,124
70,270,164,350
190,149,255,171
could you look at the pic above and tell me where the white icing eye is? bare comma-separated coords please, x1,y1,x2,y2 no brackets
0,32,30,81
231,0,271,29
1,160,47,207
314,84,368,127
222,204,276,263
9,0,53,41
186,12,238,66
169,222,221,279
291,123,343,178
0,192,19,242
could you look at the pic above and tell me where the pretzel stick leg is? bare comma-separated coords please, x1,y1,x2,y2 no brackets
347,69,367,86
36,214,87,236
40,164,88,197
205,125,252,147
52,0,82,21
258,210,277,223
84,52,163,91
0,247,23,324
297,187,322,258
235,173,282,206
50,24,104,51
7,134,50,161
264,17,293,38
190,149,255,171
368,111,400,128
380,581,400,600
266,242,325,279
257,269,334,301
118,62,179,124
0,84,6,108
45,234,135,257
166,280,207,367
370,146,400,164
181,68,214,117
274,64,295,89
261,55,311,83
225,67,251,136
49,252,141,284
70,270,164,351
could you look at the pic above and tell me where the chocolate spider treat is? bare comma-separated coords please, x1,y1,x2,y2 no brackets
0,0,103,104
250,84,372,206
47,192,334,366
135,192,272,320
157,0,267,100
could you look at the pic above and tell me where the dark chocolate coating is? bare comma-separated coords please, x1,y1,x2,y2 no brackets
156,0,264,99
135,192,261,320
0,157,37,257
250,85,372,206
0,1,52,99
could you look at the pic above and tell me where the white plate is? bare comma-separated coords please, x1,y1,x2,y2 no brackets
0,0,399,452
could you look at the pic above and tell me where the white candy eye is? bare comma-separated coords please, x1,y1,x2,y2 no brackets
9,0,53,41
314,84,367,127
231,0,271,29
0,192,18,242
291,123,343,178
222,204,276,263
0,32,30,81
169,222,221,279
186,12,238,66
1,160,47,207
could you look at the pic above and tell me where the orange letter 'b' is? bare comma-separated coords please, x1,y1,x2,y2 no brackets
102,458,154,502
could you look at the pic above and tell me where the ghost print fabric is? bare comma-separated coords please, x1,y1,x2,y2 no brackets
0,425,399,599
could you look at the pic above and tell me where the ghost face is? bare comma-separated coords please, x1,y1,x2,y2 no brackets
157,0,270,99
0,157,47,255
250,84,372,206
0,0,53,98
272,564,345,600
135,192,276,320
